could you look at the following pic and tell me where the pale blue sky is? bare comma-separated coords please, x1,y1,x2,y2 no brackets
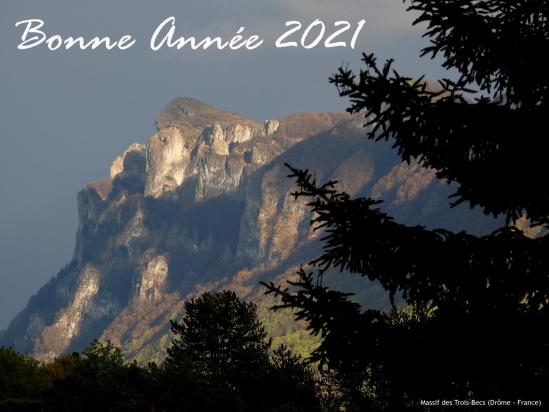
0,0,447,328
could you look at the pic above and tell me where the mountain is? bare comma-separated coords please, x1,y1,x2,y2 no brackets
0,98,501,362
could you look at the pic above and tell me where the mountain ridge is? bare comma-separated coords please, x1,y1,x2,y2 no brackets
1,98,501,362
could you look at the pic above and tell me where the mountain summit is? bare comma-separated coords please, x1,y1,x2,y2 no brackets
1,99,499,361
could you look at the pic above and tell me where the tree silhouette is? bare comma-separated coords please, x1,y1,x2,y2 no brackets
45,340,153,412
0,347,49,411
264,1,549,410
165,290,270,374
161,290,321,412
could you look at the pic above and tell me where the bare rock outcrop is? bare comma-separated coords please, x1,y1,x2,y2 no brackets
134,254,169,303
111,143,146,179
145,127,188,198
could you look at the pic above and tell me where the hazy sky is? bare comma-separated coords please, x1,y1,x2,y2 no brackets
0,0,448,328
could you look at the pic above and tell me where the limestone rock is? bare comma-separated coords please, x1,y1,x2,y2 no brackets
264,120,280,135
145,127,188,198
203,123,262,156
134,254,168,303
203,124,230,156
110,143,146,178
55,265,100,341
33,265,101,360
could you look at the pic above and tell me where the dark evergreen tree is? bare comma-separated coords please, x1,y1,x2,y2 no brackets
161,290,270,411
161,290,321,412
264,1,549,410
269,345,320,412
165,290,270,375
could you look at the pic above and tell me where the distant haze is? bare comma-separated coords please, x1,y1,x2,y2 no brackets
0,0,448,328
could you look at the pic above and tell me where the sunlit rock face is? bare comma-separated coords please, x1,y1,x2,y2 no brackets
264,120,280,135
1,98,501,361
134,254,169,303
144,100,278,202
145,127,188,198
54,265,100,341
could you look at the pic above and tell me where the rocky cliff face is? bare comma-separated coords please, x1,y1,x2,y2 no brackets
1,98,500,361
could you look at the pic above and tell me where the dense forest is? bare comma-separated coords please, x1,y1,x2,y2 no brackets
0,291,325,412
